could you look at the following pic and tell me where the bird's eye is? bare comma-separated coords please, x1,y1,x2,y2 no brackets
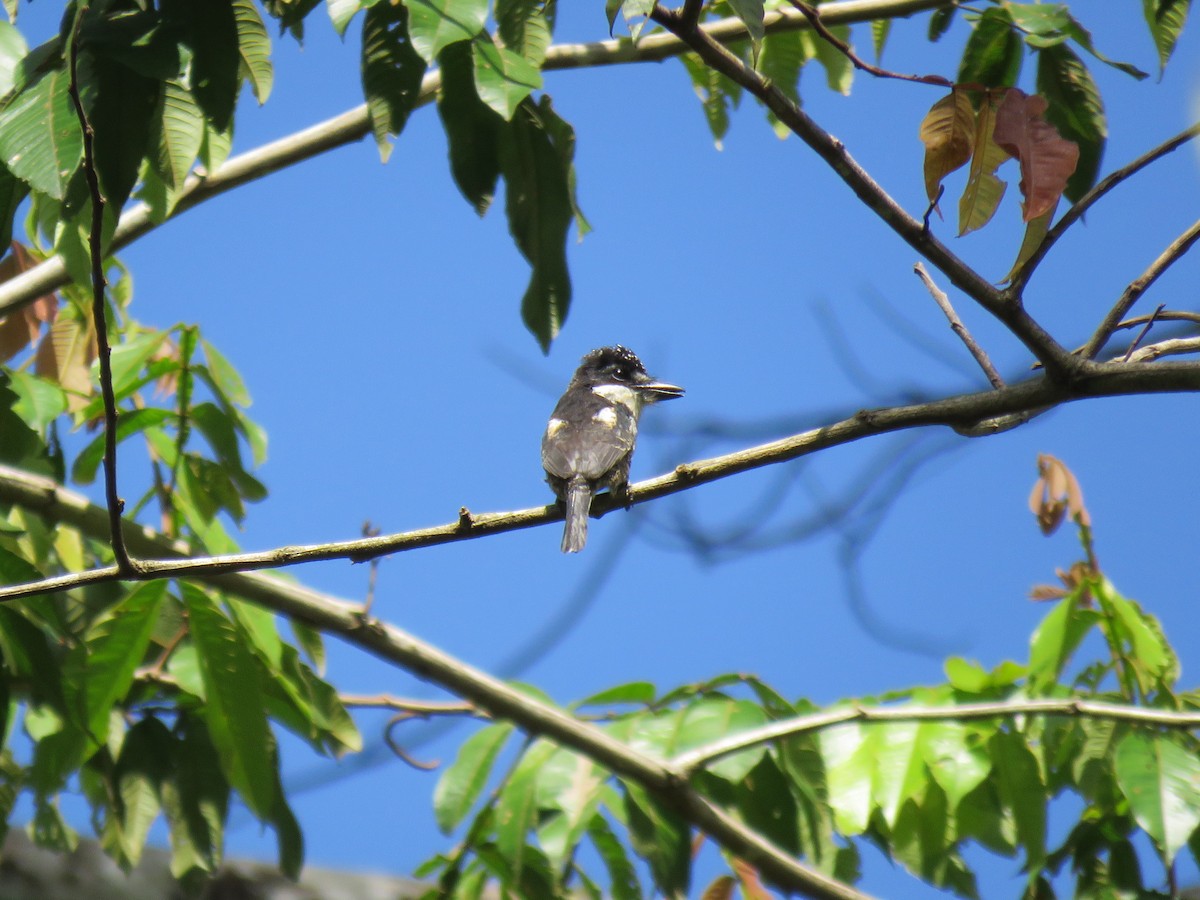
613,366,629,381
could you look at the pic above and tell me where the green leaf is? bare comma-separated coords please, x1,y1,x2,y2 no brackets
71,407,173,484
233,0,272,104
813,24,852,94
1003,200,1055,283
107,330,167,398
871,721,930,828
1142,0,1191,75
0,162,28,250
152,79,205,189
870,18,890,62
172,0,240,132
726,0,764,45
534,748,606,868
472,34,542,121
922,721,992,809
1028,591,1096,690
928,6,956,41
622,780,689,896
496,0,551,68
1115,731,1200,866
1096,578,1178,694
0,20,28,97
991,729,1045,866
587,813,643,900
0,544,41,587
576,681,655,709
495,739,556,876
71,582,167,748
362,0,428,163
1036,43,1104,201
115,715,173,865
163,713,228,878
7,371,67,432
958,92,1011,236
0,68,82,200
406,0,487,63
200,338,251,406
433,722,515,833
682,51,739,148
675,697,767,782
734,752,801,856
821,721,874,834
327,0,362,36
500,97,574,351
436,40,501,215
83,50,161,213
181,583,276,820
957,7,1022,88
1059,14,1148,80
756,31,806,139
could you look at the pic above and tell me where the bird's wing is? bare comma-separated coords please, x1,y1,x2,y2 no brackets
542,399,636,482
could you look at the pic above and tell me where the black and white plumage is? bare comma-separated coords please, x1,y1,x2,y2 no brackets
542,346,684,553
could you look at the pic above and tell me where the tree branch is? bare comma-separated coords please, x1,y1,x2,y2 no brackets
1080,218,1200,360
647,4,1077,379
0,0,953,319
1005,121,1200,298
7,357,1200,604
913,262,1005,389
671,698,1200,775
66,8,132,571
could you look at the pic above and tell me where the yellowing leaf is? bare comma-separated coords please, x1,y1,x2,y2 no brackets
958,93,1011,235
919,89,975,206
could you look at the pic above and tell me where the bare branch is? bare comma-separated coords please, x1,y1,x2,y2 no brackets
66,8,132,572
1122,303,1165,362
913,262,1005,389
672,698,1200,775
1006,121,1200,297
1125,336,1200,364
785,0,951,86
0,0,953,319
647,4,1076,378
1082,218,1200,359
7,356,1200,604
340,693,481,716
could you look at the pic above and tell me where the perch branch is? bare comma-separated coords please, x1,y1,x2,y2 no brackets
914,262,1005,388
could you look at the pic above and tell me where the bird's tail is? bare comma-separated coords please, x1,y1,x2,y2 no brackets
561,477,592,553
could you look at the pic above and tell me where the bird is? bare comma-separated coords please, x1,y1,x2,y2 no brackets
542,346,684,553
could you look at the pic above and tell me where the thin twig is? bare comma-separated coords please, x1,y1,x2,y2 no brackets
914,262,1005,389
384,715,441,770
1081,218,1200,359
66,7,132,572
340,693,481,716
785,0,951,86
671,697,1200,775
1124,336,1200,364
921,184,944,233
1006,121,1200,297
1122,303,1165,362
361,520,381,616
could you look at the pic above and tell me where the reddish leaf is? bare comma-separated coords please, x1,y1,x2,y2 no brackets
732,858,773,900
0,243,57,363
992,88,1079,221
919,89,975,206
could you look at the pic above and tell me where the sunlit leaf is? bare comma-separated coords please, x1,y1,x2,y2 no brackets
152,80,205,189
1142,0,1191,75
326,0,361,36
919,89,974,206
1115,731,1200,866
0,68,82,200
957,7,1022,88
991,730,1045,866
433,722,515,833
181,583,276,820
588,813,643,900
472,34,542,121
0,20,27,97
496,0,551,68
233,0,272,103
727,0,764,45
406,0,487,63
958,92,1011,235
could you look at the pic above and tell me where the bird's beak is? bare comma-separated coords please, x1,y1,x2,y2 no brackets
636,380,685,402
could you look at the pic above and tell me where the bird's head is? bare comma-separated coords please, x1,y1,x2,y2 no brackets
572,346,684,407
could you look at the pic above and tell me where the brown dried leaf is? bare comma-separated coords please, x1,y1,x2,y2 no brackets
0,243,59,363
919,89,976,207
34,313,97,413
1029,583,1067,602
993,88,1080,222
1030,453,1091,536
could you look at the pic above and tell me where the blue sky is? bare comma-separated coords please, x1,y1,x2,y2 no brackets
11,1,1200,896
